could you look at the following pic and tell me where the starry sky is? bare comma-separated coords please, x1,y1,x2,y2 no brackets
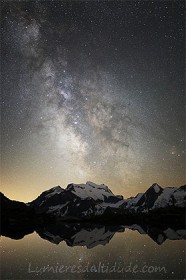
1,1,185,201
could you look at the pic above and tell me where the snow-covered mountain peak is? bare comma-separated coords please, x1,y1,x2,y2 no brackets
47,186,62,193
86,181,112,192
45,186,63,198
28,185,64,207
150,183,162,193
66,181,114,201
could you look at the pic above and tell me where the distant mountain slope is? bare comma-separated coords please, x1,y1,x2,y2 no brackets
0,192,35,221
124,183,186,214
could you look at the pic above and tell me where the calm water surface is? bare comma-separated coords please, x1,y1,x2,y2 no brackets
1,227,185,279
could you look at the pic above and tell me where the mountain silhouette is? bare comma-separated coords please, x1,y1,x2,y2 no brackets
1,182,185,229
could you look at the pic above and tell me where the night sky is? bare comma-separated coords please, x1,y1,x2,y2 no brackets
1,1,185,201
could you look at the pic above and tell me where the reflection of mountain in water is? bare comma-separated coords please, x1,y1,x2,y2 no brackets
1,182,185,247
37,223,125,248
1,222,185,248
127,224,186,245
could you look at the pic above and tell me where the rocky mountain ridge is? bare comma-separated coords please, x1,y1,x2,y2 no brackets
1,182,185,223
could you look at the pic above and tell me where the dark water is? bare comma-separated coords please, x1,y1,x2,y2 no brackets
1,223,185,279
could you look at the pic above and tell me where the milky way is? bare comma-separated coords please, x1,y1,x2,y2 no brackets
1,1,185,200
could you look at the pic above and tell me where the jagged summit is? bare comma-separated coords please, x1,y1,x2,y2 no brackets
124,183,186,213
66,181,115,201
50,186,63,191
44,186,63,196
27,181,124,219
149,183,163,193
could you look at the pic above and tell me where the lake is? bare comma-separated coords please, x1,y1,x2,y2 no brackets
1,224,185,279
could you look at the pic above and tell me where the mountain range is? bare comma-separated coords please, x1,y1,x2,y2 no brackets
36,223,186,247
1,220,185,247
1,181,185,224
